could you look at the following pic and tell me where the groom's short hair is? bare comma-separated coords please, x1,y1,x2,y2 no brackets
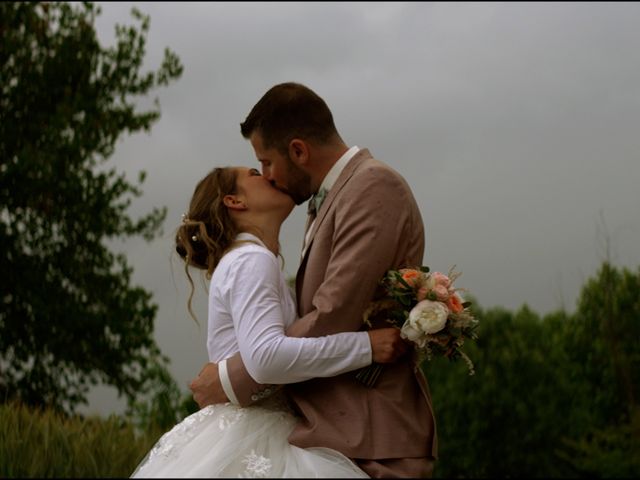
240,82,340,154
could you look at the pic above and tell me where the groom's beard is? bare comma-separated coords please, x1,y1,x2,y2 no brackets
280,154,312,206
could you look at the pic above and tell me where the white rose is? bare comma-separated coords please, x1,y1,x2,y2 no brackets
400,322,427,348
407,300,449,335
424,274,437,290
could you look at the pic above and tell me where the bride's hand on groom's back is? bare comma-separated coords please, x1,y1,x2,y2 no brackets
189,362,230,408
368,328,409,363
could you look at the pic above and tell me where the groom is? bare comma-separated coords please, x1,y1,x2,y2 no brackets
190,82,437,477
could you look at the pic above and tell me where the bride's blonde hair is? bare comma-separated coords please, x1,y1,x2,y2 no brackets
175,167,239,320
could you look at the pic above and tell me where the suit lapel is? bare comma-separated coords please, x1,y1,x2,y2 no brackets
295,149,373,308
304,148,373,253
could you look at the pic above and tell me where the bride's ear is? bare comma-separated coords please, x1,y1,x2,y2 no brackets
223,195,247,211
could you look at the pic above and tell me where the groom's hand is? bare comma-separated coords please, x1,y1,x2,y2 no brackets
368,327,409,363
189,362,229,408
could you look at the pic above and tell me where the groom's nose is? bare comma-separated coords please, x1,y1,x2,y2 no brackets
261,168,275,185
260,164,271,179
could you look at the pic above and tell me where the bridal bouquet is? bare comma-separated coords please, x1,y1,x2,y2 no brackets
355,266,479,388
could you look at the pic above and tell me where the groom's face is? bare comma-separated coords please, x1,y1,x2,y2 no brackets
250,132,312,205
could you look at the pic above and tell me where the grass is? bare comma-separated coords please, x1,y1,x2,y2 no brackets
0,402,164,478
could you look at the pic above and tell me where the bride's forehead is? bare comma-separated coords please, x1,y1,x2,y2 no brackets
234,167,257,185
234,167,250,176
236,167,261,178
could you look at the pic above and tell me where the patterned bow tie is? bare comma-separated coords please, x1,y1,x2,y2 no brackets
307,188,328,216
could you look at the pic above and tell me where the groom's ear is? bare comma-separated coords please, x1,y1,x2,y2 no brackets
288,139,309,167
223,195,247,211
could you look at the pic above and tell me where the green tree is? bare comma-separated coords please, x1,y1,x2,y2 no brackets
558,262,640,477
425,302,579,478
426,264,640,478
568,262,639,422
0,2,183,415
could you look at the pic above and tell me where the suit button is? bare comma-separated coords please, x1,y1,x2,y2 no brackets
251,394,259,402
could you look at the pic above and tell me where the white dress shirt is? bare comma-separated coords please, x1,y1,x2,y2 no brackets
211,233,371,403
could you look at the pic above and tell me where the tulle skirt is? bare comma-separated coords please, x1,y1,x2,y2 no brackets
130,398,369,478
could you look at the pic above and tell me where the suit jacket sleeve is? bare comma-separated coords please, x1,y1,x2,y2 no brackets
225,351,277,407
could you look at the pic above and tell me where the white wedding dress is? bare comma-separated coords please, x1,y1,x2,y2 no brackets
131,233,370,478
130,398,367,478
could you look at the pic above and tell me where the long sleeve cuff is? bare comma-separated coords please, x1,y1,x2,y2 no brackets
218,358,240,405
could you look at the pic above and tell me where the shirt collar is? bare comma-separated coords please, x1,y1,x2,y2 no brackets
319,145,360,193
235,232,267,249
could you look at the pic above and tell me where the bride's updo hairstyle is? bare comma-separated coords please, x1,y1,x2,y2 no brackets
175,167,239,320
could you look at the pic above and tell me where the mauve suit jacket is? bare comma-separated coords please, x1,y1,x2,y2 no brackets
227,148,437,461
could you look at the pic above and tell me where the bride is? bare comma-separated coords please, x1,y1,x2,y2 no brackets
130,166,407,478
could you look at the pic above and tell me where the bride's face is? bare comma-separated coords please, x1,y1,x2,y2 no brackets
234,167,295,216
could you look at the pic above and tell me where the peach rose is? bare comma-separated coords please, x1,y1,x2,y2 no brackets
447,293,464,313
399,268,423,288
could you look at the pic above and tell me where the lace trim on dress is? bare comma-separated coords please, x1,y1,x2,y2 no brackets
239,449,273,478
146,404,218,460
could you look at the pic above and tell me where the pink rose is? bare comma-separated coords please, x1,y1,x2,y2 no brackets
432,272,451,288
433,284,450,301
417,286,430,301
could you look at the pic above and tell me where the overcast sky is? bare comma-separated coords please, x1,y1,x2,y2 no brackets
81,2,640,416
